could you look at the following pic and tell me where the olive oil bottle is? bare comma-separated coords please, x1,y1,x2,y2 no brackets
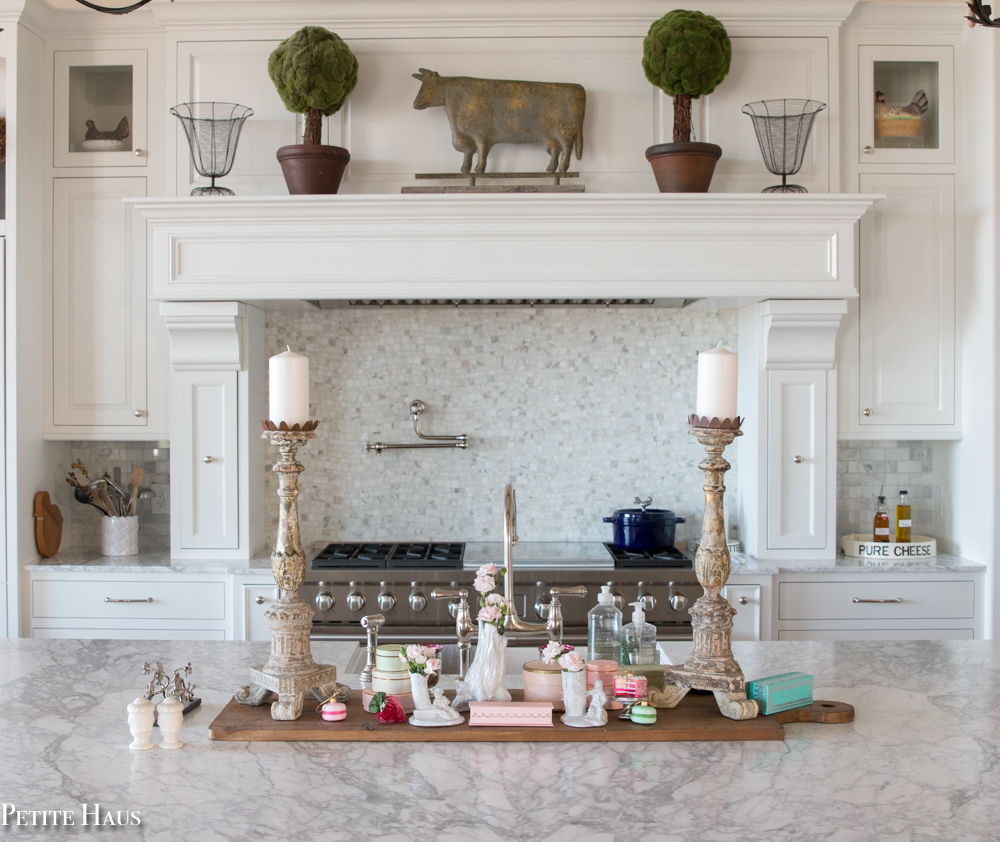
873,495,890,542
896,490,912,543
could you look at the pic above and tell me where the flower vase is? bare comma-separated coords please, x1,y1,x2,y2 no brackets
562,669,588,718
453,622,511,710
409,672,432,711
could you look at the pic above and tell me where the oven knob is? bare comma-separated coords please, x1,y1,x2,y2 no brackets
378,590,396,612
447,600,459,619
346,589,365,612
606,582,625,612
409,592,427,612
315,591,334,612
638,583,656,611
534,598,551,620
669,594,688,612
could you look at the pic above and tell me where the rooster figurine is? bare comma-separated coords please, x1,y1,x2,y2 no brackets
84,116,130,141
874,90,928,140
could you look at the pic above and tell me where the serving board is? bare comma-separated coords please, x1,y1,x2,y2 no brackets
208,690,853,743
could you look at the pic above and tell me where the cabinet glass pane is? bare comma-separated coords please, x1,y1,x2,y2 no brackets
873,61,938,150
67,65,133,154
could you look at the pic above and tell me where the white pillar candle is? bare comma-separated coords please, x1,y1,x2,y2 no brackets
269,347,310,427
695,343,738,421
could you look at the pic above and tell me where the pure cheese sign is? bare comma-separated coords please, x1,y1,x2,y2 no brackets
841,534,937,561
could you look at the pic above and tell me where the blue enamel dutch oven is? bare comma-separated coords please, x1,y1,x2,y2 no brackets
603,501,685,551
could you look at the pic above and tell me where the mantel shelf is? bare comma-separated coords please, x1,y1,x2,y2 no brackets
128,193,880,303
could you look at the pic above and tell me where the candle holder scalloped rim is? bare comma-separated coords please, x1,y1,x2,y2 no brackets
687,414,744,430
260,419,321,432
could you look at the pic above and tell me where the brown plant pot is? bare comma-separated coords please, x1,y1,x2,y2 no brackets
645,142,722,193
276,144,351,195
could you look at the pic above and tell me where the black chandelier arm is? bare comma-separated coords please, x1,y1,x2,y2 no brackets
73,0,158,14
967,0,1000,27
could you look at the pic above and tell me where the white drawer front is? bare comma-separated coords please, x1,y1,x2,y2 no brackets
779,580,974,621
779,628,974,642
33,580,226,621
32,628,226,641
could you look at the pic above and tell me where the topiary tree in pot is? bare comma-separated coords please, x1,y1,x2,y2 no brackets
641,10,732,192
269,26,359,194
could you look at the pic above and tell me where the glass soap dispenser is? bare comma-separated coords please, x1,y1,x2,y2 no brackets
622,601,656,665
588,585,622,663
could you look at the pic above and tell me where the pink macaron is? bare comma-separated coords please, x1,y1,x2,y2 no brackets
321,702,347,722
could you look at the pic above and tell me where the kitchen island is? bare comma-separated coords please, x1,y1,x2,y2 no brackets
2,638,996,841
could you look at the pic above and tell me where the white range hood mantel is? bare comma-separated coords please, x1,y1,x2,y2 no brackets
129,193,879,303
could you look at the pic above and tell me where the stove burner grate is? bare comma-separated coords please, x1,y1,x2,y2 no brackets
603,543,693,569
311,542,465,570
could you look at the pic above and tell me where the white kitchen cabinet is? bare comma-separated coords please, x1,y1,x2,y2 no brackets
856,173,956,429
50,177,149,429
722,583,762,641
175,371,239,550
778,628,973,641
243,582,277,641
767,370,827,551
28,571,230,640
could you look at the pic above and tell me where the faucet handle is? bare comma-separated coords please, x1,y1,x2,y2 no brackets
430,588,468,602
549,585,588,600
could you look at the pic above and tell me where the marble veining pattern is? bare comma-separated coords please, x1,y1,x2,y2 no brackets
265,306,738,550
0,638,997,840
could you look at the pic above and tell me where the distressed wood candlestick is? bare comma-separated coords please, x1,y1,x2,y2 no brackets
649,419,759,721
235,423,340,720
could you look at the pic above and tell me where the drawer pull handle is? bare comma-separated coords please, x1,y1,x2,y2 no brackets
852,597,902,604
104,597,153,603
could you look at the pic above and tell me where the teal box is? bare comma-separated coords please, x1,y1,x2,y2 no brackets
747,672,814,715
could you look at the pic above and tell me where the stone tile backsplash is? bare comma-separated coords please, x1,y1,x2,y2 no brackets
59,441,170,551
836,440,938,544
264,306,739,549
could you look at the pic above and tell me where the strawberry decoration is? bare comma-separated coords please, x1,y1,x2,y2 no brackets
368,692,407,723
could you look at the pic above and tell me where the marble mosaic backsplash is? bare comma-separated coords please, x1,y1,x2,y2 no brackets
836,440,939,544
57,441,171,551
264,306,739,549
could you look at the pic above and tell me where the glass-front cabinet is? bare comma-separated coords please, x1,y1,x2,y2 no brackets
858,45,953,165
53,49,147,167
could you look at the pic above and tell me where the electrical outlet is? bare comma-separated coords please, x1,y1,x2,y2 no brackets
150,484,169,515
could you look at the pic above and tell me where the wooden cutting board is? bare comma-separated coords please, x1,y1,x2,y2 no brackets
208,689,854,743
33,491,63,558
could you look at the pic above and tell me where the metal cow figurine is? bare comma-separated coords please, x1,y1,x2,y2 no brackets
412,69,586,174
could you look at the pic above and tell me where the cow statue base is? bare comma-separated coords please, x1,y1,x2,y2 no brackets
412,69,587,176
402,171,585,193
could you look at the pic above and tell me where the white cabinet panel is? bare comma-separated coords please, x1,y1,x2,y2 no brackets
244,584,277,641
176,372,239,549
767,369,826,550
33,579,226,620
722,584,761,641
778,628,972,642
33,628,226,641
858,173,955,426
52,177,147,427
779,580,974,621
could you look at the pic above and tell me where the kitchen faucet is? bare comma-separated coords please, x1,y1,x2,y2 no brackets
501,484,587,640
429,587,474,679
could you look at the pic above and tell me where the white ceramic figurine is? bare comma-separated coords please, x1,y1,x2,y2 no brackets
409,687,465,727
585,680,609,727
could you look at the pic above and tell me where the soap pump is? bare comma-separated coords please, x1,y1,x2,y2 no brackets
621,600,656,665
587,585,622,663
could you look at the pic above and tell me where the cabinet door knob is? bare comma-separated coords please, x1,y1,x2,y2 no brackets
134,410,144,417
255,596,265,605
739,596,749,605
793,455,803,463
134,148,144,156
203,456,214,463
863,145,873,154
863,408,872,417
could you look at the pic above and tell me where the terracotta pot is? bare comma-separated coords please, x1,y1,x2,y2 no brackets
276,144,351,195
645,142,722,193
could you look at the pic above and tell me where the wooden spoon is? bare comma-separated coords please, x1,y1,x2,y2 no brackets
130,465,144,516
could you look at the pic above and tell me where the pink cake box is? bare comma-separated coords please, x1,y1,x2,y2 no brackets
468,701,554,727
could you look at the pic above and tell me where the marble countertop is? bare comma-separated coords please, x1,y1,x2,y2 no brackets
2,637,997,841
25,544,986,575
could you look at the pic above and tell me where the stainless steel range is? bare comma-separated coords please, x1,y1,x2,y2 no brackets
302,541,701,645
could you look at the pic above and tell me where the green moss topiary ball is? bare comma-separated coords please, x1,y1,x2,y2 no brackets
642,10,732,99
268,26,359,116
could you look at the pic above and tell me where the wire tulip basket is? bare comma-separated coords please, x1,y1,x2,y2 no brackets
742,99,826,193
171,102,253,196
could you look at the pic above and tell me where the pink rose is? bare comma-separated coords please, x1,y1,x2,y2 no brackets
478,605,502,624
485,593,506,606
478,563,498,577
558,651,585,672
473,574,495,594
425,658,441,674
540,641,565,665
